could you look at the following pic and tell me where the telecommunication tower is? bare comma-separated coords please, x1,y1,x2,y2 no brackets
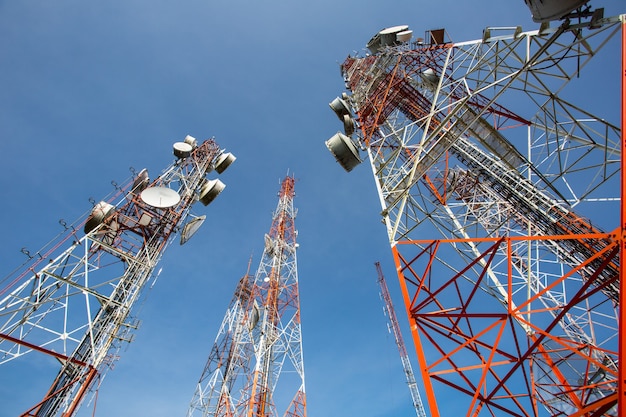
0,135,235,417
186,176,306,417
325,3,624,417
375,262,427,417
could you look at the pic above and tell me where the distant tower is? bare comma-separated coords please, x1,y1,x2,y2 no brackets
0,136,235,417
375,262,427,417
187,176,306,417
325,10,623,417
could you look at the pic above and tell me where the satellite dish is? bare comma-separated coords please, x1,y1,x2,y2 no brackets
180,215,206,245
128,168,150,196
342,114,355,136
329,97,351,121
379,24,409,36
199,179,225,206
184,135,198,149
173,142,193,159
367,25,409,54
524,0,590,22
215,152,236,174
422,68,439,85
396,29,412,43
140,186,181,208
84,201,115,234
325,132,362,172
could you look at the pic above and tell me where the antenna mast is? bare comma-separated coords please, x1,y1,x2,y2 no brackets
375,262,427,417
0,135,235,417
187,175,306,417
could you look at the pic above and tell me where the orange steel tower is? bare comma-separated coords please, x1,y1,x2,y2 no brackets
0,135,235,417
186,176,306,417
325,5,624,417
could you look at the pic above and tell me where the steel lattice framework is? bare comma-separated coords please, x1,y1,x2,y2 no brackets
327,11,624,417
0,136,235,417
186,176,306,417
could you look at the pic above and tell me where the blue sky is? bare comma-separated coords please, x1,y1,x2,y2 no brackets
0,1,623,417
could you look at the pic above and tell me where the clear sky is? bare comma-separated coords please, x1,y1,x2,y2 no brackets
0,1,623,417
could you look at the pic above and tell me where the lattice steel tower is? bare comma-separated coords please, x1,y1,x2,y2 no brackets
186,176,306,417
325,5,624,417
0,135,235,417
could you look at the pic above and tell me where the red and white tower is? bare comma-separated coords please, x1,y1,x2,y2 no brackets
186,176,306,417
326,5,624,417
0,135,235,417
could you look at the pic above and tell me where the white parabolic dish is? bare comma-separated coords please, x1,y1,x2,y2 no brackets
140,186,181,208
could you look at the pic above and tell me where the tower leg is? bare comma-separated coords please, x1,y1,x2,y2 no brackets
617,17,626,416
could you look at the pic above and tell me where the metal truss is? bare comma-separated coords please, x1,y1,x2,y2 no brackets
331,11,624,417
186,176,306,417
0,137,234,417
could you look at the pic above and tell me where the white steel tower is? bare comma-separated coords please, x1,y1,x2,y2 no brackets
0,135,235,417
186,176,306,417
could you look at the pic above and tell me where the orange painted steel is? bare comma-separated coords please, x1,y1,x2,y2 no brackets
619,17,626,417
392,234,619,416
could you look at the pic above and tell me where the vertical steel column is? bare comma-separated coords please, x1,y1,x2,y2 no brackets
619,16,626,417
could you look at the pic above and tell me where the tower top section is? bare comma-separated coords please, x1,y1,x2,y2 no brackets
278,175,295,199
266,175,298,257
